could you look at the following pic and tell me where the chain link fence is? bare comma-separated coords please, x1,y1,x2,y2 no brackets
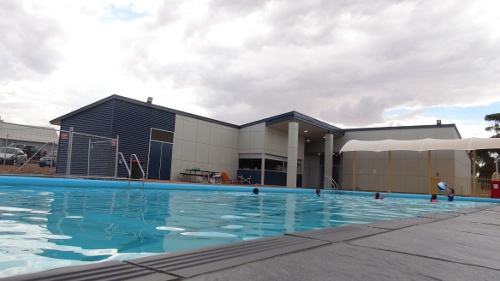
1,122,120,179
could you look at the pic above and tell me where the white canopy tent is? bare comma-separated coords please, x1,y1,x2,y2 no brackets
340,138,500,195
340,138,500,153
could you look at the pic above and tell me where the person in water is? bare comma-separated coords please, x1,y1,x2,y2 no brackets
374,190,390,199
430,194,439,202
316,189,321,197
447,188,455,201
252,187,259,195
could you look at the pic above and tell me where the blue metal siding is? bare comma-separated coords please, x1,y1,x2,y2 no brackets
59,100,115,135
57,98,176,179
111,100,175,178
57,101,115,175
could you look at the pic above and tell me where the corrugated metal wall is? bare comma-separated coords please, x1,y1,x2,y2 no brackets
58,98,176,179
57,100,115,175
111,100,175,178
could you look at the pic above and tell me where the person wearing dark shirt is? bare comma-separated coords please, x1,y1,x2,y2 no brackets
447,188,455,201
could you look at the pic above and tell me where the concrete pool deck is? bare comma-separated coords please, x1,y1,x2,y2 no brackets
4,204,500,281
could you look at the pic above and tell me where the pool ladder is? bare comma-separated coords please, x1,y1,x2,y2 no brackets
119,152,145,188
325,176,339,193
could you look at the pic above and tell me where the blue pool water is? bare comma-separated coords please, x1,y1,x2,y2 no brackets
0,176,497,277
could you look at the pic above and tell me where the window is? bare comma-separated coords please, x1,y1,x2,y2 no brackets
151,128,174,143
238,159,261,170
265,159,286,171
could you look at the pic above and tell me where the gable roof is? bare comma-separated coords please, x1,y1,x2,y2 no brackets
49,94,463,145
50,94,239,128
241,111,346,143
50,95,346,137
0,121,58,144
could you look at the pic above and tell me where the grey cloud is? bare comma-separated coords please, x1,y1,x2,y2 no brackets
0,1,66,81
209,0,272,16
149,0,183,27
123,0,500,127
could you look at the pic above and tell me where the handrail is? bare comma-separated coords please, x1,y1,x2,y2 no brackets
130,154,145,189
325,176,339,192
118,152,130,176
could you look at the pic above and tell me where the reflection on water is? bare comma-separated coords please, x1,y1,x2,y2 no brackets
0,185,494,277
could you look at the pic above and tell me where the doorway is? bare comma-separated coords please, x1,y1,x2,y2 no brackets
147,128,173,180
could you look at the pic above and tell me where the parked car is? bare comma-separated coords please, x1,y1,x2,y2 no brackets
39,152,57,167
14,144,40,159
0,147,27,165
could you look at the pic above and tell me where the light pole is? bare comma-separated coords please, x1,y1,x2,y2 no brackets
496,156,499,178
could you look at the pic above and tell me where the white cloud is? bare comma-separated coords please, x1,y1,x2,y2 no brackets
0,0,499,140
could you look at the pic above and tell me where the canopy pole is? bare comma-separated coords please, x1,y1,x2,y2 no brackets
352,151,356,191
428,151,431,194
473,150,477,197
388,151,392,191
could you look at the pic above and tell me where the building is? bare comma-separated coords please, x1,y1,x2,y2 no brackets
50,95,470,194
0,119,59,157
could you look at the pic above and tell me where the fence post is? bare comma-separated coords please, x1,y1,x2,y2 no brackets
87,139,91,178
66,127,74,177
114,135,119,178
2,134,7,167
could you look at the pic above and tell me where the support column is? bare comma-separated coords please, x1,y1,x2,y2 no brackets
261,153,265,185
324,133,334,189
352,151,356,191
287,121,299,188
473,150,477,197
428,151,431,194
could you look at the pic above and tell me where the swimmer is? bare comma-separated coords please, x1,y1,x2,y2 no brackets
374,190,390,200
252,187,259,195
447,188,455,202
430,194,439,202
316,189,321,197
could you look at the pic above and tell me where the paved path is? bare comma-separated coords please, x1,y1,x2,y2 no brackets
185,205,500,281
4,205,500,281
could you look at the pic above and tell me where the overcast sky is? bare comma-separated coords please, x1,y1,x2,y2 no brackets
1,0,499,138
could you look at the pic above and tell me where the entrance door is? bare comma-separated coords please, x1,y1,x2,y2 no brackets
147,128,174,180
148,141,172,180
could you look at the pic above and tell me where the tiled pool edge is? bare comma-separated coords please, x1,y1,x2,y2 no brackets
3,205,496,281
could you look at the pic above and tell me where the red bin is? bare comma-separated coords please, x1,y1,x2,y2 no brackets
491,181,500,198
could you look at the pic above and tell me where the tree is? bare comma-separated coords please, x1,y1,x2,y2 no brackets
475,113,500,178
485,113,500,138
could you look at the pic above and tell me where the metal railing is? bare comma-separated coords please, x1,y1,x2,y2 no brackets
429,176,493,197
130,154,145,189
118,152,145,189
475,177,492,198
118,152,130,176
325,175,339,192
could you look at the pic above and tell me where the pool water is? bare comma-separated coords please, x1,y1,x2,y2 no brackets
0,181,496,277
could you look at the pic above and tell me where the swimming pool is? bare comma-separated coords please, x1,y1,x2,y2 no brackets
0,176,497,277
